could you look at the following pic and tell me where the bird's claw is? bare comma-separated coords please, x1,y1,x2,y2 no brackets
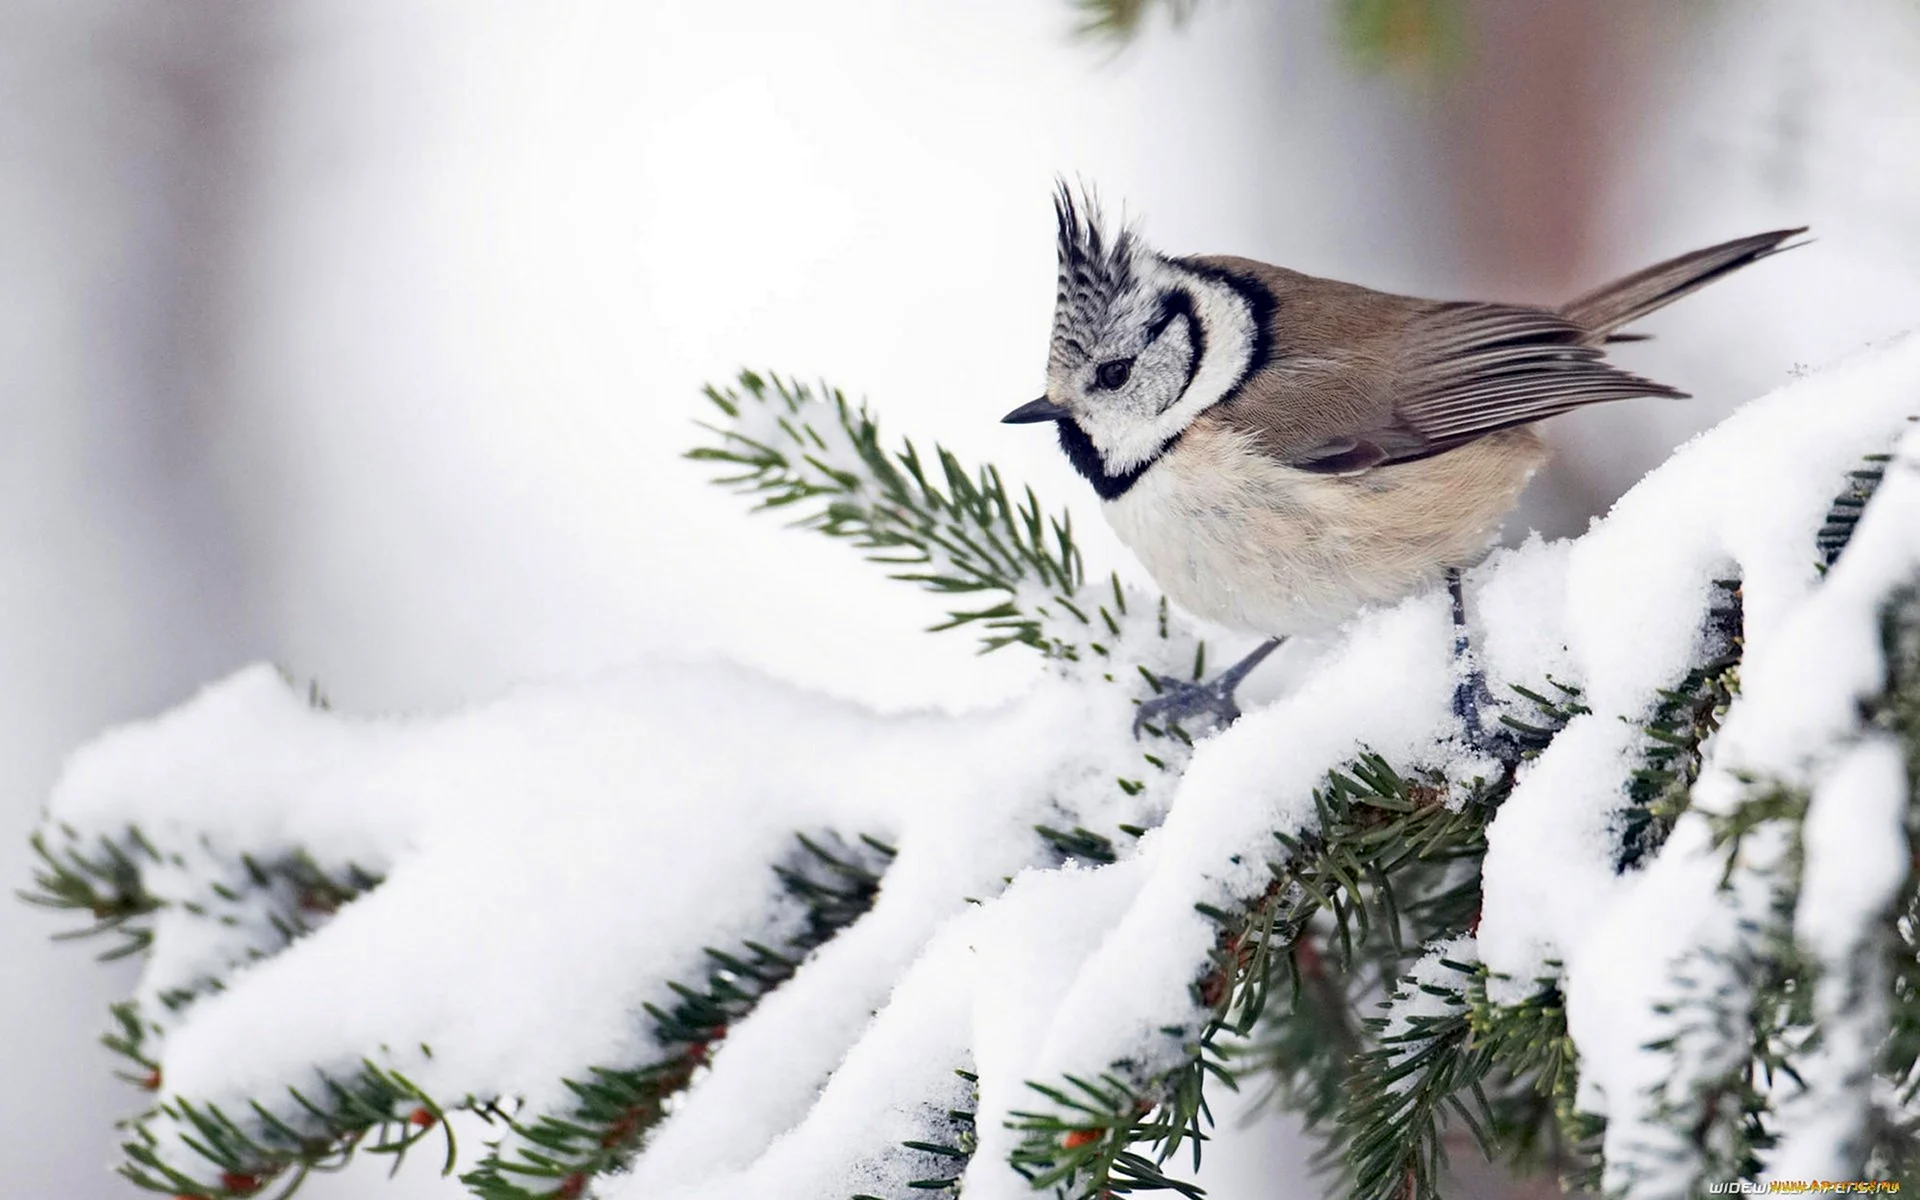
1132,675,1243,740
1451,662,1520,761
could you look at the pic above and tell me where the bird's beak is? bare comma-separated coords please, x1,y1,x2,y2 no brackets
1001,396,1071,425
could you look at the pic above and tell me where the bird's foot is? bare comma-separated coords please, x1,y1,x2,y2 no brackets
1132,637,1285,740
1133,674,1244,739
1451,664,1519,761
1446,568,1520,762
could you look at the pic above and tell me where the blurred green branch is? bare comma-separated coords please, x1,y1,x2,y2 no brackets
1071,0,1461,72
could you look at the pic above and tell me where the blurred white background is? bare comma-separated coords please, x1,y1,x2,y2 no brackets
5,0,1917,1195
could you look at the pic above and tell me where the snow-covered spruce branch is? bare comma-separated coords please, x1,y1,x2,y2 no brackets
24,373,1218,1200
25,649,1206,1200
21,338,1920,1200
628,359,1920,1199
1560,421,1920,1196
457,831,901,1200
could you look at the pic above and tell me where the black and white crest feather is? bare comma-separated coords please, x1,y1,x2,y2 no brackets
1051,184,1139,369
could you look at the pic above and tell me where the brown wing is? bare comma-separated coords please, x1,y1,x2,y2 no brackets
1321,301,1688,469
1210,292,1682,474
1204,230,1802,474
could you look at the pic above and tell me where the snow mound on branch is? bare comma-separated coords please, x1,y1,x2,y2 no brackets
1560,405,1920,1195
37,333,1920,1198
631,594,1465,1200
1477,335,1920,1004
638,332,1920,1198
989,334,1920,1197
45,659,1156,1190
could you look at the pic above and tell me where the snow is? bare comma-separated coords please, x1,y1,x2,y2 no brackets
18,1,1920,1197
1767,738,1910,1182
1552,390,1920,1193
45,659,1148,1187
1028,597,1460,1091
1478,334,1920,1006
636,858,1154,1200
36,333,1920,1197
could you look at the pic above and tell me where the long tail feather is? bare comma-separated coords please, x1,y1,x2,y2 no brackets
1560,227,1808,338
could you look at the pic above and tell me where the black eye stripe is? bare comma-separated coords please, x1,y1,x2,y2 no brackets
1170,259,1275,407
1147,289,1197,345
1144,292,1183,344
1144,289,1203,413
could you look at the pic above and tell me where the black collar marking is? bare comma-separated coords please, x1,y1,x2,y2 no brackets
1053,268,1276,501
1173,257,1278,409
1055,418,1163,500
1148,289,1204,415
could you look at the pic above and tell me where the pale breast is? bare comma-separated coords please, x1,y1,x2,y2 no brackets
1101,419,1547,636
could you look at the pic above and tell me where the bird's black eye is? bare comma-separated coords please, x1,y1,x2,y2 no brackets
1095,358,1134,390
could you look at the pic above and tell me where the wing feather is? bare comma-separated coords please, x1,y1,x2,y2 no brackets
1201,236,1799,475
1284,301,1684,472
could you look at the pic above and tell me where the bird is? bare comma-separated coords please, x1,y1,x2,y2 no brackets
1002,186,1803,739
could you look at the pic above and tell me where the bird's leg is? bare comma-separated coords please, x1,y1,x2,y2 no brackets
1447,568,1512,757
1133,637,1285,739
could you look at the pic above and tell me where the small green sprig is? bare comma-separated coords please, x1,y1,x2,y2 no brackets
22,823,385,968
20,826,165,960
690,372,1088,657
1065,0,1200,42
121,1058,475,1200
1065,0,1461,73
1341,948,1484,1200
689,371,1207,690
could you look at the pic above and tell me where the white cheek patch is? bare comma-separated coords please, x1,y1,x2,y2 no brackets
1092,267,1257,475
1081,407,1144,467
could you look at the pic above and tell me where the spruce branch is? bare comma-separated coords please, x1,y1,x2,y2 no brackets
1467,974,1603,1189
888,1067,980,1196
1618,581,1743,871
1340,943,1487,1200
1008,746,1526,1198
689,371,1204,683
1597,794,1807,1193
1584,438,1920,1197
100,830,894,1200
1820,455,1896,572
1005,620,1796,1200
691,372,1085,658
1638,900,1816,1190
691,370,1205,832
24,824,387,1075
1342,952,1602,1200
20,672,389,980
1342,957,1604,1200
1869,586,1920,1175
1243,931,1367,1137
1064,0,1461,71
120,1060,472,1200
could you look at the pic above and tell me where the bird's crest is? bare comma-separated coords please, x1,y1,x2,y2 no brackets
1051,183,1141,369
